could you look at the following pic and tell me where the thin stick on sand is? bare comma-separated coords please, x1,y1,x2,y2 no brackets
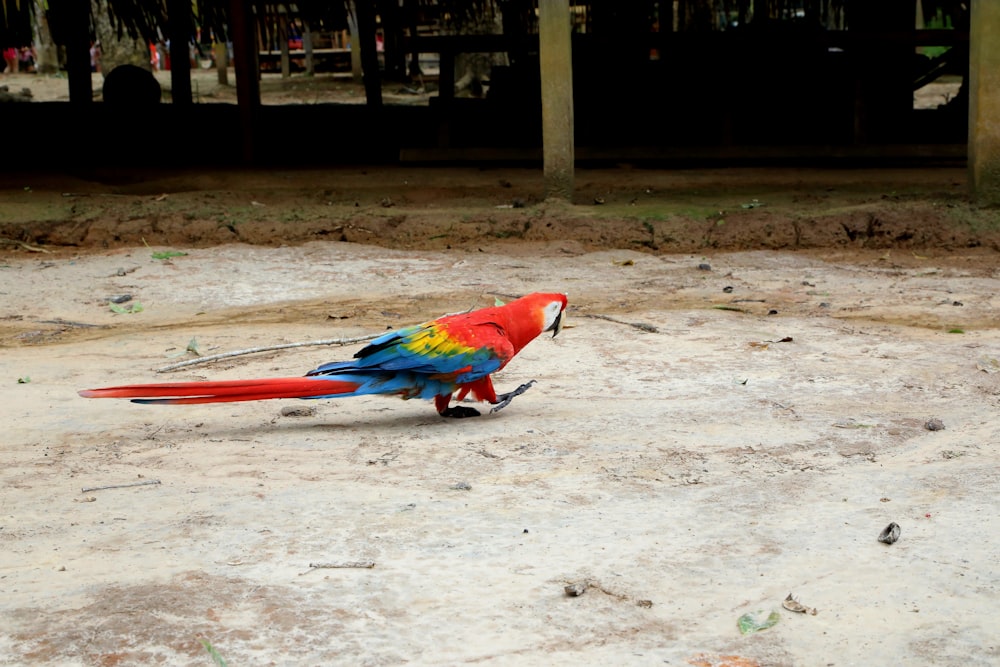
156,333,383,373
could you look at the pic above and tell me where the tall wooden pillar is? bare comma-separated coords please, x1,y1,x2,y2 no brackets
46,0,93,104
849,0,914,143
229,0,260,161
539,0,574,201
167,0,193,105
969,0,1000,204
355,0,383,107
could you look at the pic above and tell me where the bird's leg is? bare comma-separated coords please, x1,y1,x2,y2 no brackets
490,380,536,413
435,393,481,418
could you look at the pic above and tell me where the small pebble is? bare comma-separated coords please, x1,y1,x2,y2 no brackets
280,406,316,418
449,481,472,491
697,263,712,271
109,294,133,304
564,582,588,597
878,522,901,545
924,418,945,431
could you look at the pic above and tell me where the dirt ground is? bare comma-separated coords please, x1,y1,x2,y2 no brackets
2,162,999,666
2,71,1000,666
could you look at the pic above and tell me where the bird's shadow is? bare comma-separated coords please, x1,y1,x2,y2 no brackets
194,406,503,443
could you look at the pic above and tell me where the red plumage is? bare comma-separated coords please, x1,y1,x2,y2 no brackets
78,377,359,404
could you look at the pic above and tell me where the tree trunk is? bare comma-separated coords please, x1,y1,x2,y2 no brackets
32,0,60,74
451,10,505,97
91,0,150,73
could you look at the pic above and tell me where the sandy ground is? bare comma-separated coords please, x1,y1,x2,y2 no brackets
1,70,434,105
2,67,961,108
1,234,999,665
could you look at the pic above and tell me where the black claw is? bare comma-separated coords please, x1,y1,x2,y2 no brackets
490,380,537,414
440,405,482,419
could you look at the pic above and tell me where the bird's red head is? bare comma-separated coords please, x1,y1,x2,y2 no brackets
500,292,568,353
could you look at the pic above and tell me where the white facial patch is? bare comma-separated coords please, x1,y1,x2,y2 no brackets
542,300,564,333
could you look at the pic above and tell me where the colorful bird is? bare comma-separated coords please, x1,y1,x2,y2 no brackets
79,292,567,418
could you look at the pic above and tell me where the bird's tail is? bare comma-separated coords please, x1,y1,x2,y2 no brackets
78,377,361,405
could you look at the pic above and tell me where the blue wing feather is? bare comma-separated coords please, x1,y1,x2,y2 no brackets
307,320,507,383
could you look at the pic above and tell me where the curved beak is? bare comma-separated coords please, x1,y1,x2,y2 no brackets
549,310,564,338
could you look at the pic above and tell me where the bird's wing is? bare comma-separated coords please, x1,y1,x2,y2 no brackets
308,319,513,383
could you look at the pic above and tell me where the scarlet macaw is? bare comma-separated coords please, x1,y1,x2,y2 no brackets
79,292,567,418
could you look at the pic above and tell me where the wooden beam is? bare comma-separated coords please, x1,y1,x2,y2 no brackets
538,0,575,200
969,0,1000,204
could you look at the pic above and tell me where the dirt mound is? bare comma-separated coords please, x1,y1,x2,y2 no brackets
2,166,997,255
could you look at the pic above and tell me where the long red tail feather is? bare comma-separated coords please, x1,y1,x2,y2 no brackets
78,377,359,404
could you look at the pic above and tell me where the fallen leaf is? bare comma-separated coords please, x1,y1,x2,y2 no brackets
737,610,779,634
151,250,187,260
782,593,818,615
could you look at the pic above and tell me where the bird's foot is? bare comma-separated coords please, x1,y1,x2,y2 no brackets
490,380,536,414
439,405,482,419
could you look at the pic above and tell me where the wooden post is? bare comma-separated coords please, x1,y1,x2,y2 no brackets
229,0,260,162
278,9,291,79
302,19,315,76
355,0,383,108
61,0,92,104
214,42,229,85
347,5,363,83
969,0,1000,204
167,0,193,105
538,0,574,201
848,0,914,143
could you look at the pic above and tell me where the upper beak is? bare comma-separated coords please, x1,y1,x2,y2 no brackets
550,310,564,337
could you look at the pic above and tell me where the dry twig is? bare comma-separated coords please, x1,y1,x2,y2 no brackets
582,313,660,333
0,237,51,253
156,333,383,373
81,479,161,493
299,561,375,575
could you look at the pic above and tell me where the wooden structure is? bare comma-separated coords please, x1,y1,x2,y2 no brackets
968,0,1000,205
3,0,999,203
539,0,574,200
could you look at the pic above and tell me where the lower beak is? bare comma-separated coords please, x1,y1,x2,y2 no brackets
551,311,564,337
